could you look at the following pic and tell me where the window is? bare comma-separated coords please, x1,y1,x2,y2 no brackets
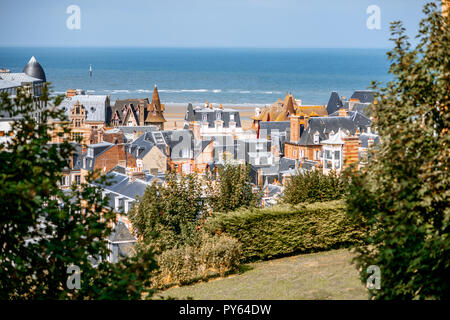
128,121,133,126
75,175,81,184
325,149,332,160
334,150,340,160
216,112,221,120
202,114,208,122
334,150,341,169
230,113,235,121
313,133,319,144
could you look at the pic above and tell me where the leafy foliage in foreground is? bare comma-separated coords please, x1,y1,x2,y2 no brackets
283,169,346,205
0,87,157,299
346,2,449,299
205,200,364,262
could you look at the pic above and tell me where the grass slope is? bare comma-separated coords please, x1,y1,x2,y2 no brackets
155,249,368,300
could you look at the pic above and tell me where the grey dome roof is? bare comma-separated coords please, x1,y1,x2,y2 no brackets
22,56,46,82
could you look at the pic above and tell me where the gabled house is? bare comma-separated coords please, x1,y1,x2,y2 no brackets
127,130,170,174
106,86,166,129
251,93,327,133
78,141,137,183
107,221,136,263
165,129,215,174
184,102,244,139
284,108,371,166
53,91,110,145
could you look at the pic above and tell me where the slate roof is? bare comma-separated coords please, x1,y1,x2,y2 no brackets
127,131,160,159
108,221,136,242
295,115,371,146
326,91,344,115
351,102,373,118
279,157,297,172
259,121,290,136
0,72,42,84
96,171,150,200
184,105,242,128
60,95,109,122
350,90,374,103
328,110,372,127
359,133,380,148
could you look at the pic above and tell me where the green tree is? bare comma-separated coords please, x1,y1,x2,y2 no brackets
207,160,260,213
0,86,157,299
129,172,205,252
346,1,449,299
283,169,345,205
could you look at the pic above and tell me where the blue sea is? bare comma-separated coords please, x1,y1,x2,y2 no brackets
0,47,391,106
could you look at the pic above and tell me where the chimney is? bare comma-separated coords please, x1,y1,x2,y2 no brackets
342,135,360,169
257,168,263,187
127,166,145,181
66,89,77,98
290,114,301,142
193,121,201,140
166,144,171,157
338,108,348,117
139,100,145,125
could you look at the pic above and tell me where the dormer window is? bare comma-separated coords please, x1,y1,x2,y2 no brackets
313,132,320,144
216,112,221,120
230,113,235,121
202,114,207,122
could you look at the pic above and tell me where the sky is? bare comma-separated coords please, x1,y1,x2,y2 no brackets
0,0,431,48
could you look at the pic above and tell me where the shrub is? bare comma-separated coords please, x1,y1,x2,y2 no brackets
153,232,242,288
207,160,261,213
205,200,363,262
129,172,205,253
282,169,346,205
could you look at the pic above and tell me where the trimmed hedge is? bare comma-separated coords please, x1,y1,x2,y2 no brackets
204,200,364,262
152,232,242,288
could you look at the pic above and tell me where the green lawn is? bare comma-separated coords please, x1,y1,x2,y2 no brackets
155,249,368,300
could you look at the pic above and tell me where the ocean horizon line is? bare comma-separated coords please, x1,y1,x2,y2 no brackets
0,46,392,51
